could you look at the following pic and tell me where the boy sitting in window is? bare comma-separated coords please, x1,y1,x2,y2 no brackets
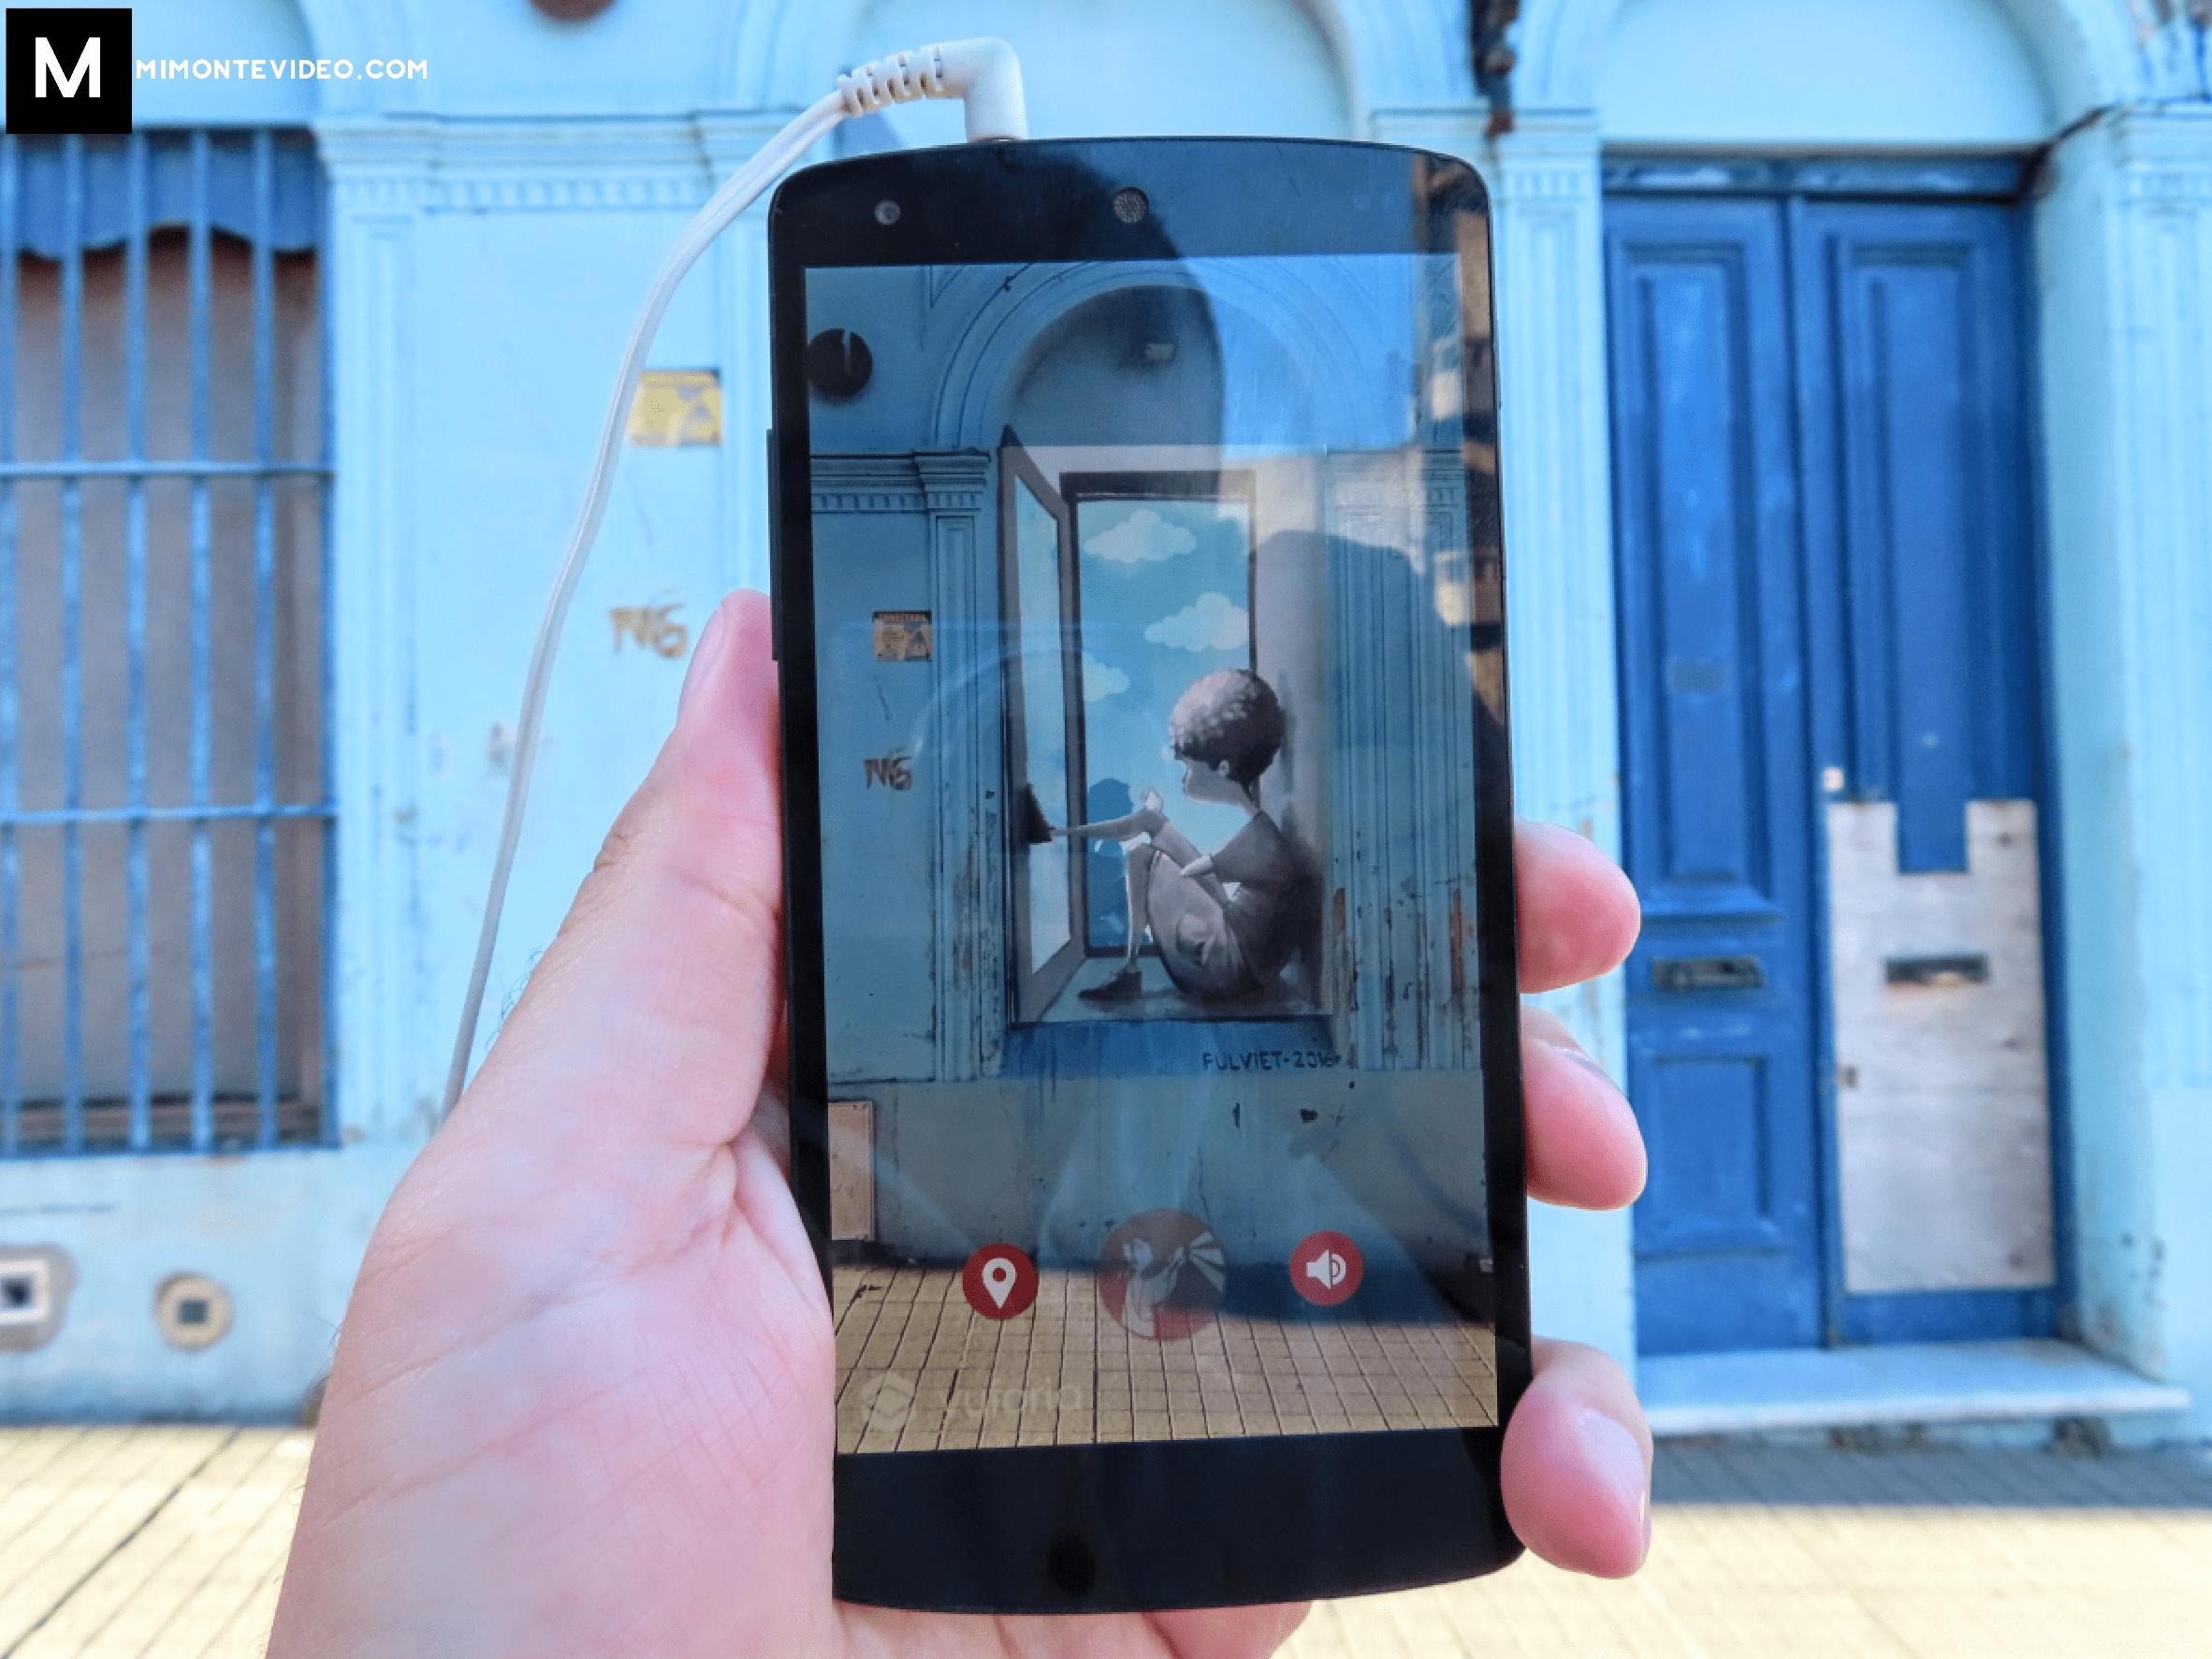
1055,667,1314,1006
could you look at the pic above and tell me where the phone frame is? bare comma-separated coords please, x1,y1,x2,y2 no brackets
768,137,1531,1613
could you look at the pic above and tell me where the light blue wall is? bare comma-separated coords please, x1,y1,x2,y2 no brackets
1598,0,2054,146
348,0,2207,1439
16,0,2206,1431
854,0,1352,144
2032,104,2212,1437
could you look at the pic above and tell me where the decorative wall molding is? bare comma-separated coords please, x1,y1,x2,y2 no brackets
714,206,775,597
1373,112,1623,1065
1511,0,2154,124
812,486,933,515
2034,102,2212,1400
810,453,993,516
912,452,991,515
721,0,1473,124
2097,107,2212,1094
809,488,933,515
696,113,822,179
313,115,747,211
2108,105,2212,203
325,202,426,1140
1488,126,1623,1079
317,170,435,211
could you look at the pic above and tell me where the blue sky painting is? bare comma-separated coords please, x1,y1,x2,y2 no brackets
1072,492,1255,950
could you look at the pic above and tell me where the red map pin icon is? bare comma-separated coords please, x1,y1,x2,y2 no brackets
961,1244,1038,1320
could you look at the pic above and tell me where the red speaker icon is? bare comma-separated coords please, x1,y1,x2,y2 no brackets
1288,1231,1363,1307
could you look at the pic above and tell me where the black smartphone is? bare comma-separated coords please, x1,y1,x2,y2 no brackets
767,136,1528,1613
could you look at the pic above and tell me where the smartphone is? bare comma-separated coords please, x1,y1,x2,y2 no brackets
767,137,1528,1613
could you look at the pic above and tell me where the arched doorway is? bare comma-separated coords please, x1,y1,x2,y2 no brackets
1596,0,2066,1358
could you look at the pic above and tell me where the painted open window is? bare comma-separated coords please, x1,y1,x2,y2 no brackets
1001,447,1323,1028
1065,473,1258,961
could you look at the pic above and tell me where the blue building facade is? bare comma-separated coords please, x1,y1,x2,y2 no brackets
1,0,2207,1438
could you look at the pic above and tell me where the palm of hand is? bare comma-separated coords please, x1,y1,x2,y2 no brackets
279,1082,1302,1654
271,596,1650,1659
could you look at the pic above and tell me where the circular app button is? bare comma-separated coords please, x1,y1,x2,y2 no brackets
1288,1230,1363,1307
961,1244,1038,1320
1097,1209,1226,1343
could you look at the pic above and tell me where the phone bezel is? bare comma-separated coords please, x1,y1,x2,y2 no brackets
768,136,1531,1613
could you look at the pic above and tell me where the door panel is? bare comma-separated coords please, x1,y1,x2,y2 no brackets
1605,198,1825,1354
1791,202,2045,864
1636,1049,1785,1256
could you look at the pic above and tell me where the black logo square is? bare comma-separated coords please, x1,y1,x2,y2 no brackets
6,7,134,136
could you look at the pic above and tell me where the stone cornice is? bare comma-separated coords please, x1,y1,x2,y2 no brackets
2106,105,2212,201
812,452,990,516
313,110,802,211
1368,109,1602,204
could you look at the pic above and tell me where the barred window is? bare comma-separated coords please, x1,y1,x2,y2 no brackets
1,131,330,1156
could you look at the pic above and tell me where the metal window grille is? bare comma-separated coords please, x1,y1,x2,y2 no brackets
0,130,332,1157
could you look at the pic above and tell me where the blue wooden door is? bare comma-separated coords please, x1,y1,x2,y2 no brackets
1605,198,1826,1354
1608,189,2053,1355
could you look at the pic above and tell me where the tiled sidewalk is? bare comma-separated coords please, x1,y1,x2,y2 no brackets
1287,1440,2212,1659
0,1427,307,1659
0,1428,2206,1656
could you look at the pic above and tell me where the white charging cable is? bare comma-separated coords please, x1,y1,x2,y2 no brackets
440,40,1028,1116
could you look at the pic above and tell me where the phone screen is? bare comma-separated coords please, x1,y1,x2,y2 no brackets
791,156,1513,1466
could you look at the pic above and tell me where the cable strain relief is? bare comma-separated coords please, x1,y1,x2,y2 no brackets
835,38,1028,143
835,45,949,121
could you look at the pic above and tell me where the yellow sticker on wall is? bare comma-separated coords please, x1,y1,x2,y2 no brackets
873,610,933,661
627,369,722,446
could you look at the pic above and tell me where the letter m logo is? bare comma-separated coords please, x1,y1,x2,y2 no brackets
7,8,134,135
36,33,98,99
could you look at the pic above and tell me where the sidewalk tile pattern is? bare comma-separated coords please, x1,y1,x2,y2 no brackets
0,1428,2205,1655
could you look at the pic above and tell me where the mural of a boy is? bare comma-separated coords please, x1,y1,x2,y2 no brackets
1055,667,1316,1006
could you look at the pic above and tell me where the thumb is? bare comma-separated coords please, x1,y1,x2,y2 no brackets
458,589,785,1169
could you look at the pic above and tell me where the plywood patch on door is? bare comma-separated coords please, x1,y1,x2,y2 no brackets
1829,800,2053,1294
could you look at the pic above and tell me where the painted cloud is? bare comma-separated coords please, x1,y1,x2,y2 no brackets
1084,506,1199,566
1144,590,1249,653
1083,651,1131,703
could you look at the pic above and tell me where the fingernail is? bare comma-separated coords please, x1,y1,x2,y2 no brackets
679,600,734,719
1576,1408,1651,1563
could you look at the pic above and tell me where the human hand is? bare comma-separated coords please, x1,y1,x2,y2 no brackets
269,592,1651,1659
